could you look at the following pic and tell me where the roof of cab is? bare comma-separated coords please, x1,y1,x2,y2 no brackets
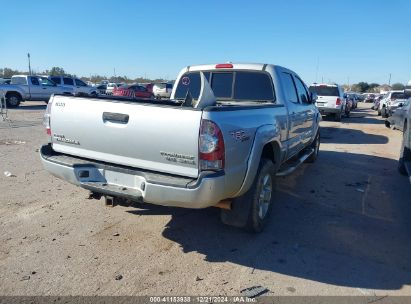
186,63,277,72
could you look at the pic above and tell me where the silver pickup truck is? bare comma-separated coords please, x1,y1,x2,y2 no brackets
0,75,73,107
40,63,321,232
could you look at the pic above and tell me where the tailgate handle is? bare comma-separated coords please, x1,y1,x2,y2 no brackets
102,112,129,124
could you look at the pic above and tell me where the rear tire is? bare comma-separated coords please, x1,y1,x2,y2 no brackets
382,107,389,118
6,93,21,108
398,121,411,175
334,111,342,122
220,158,276,233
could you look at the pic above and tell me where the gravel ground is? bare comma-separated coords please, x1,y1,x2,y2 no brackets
0,101,410,297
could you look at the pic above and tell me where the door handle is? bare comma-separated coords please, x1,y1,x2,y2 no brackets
102,112,129,124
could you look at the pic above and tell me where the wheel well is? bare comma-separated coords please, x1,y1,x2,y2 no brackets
5,91,22,100
261,142,281,170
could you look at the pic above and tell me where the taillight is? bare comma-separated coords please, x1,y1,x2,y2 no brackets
215,63,233,69
336,98,341,105
199,120,225,171
43,98,53,138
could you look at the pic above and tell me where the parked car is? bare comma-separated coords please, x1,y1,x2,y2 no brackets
48,76,98,97
386,97,410,131
40,62,321,232
153,83,173,99
0,75,73,107
106,83,123,95
372,94,384,110
379,91,407,118
140,83,154,93
309,83,347,121
95,84,107,95
345,93,357,109
398,83,411,179
364,94,375,103
112,84,154,99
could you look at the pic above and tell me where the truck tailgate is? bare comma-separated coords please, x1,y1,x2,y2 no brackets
50,96,201,178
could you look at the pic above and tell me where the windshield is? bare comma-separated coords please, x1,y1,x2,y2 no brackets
174,71,275,102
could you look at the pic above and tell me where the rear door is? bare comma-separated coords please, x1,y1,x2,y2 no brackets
75,78,89,94
50,96,202,178
28,76,43,100
63,77,75,93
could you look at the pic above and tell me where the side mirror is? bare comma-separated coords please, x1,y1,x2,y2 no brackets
310,92,318,104
398,103,403,108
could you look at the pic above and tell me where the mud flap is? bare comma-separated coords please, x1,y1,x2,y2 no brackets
220,192,253,228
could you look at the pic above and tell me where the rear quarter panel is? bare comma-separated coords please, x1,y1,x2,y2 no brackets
203,104,288,197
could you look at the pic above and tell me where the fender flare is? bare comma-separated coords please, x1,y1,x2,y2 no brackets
233,124,283,197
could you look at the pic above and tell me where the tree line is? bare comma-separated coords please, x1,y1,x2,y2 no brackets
0,67,169,84
1,66,405,90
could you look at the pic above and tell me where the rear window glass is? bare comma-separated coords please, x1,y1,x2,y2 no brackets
211,73,233,98
234,72,274,100
174,71,274,102
155,83,166,89
391,92,405,99
309,86,339,96
11,77,27,85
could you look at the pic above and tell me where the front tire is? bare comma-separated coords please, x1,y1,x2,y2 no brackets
221,158,276,233
398,122,411,175
306,132,320,163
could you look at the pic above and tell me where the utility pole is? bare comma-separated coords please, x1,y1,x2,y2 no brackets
388,73,391,86
27,53,32,75
113,68,116,82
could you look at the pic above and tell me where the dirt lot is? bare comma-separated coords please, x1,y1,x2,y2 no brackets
0,101,410,297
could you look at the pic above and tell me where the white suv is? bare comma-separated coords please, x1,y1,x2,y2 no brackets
49,76,98,96
309,83,347,121
153,83,173,99
378,90,407,118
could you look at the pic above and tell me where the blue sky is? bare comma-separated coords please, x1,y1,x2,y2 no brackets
1,0,410,84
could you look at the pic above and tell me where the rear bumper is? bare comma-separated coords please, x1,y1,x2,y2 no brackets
40,144,228,209
317,107,342,114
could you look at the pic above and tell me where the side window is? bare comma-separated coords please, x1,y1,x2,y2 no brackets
280,73,298,103
294,76,310,104
75,79,87,86
166,83,173,90
30,77,39,86
40,78,55,86
51,77,61,84
63,77,74,85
